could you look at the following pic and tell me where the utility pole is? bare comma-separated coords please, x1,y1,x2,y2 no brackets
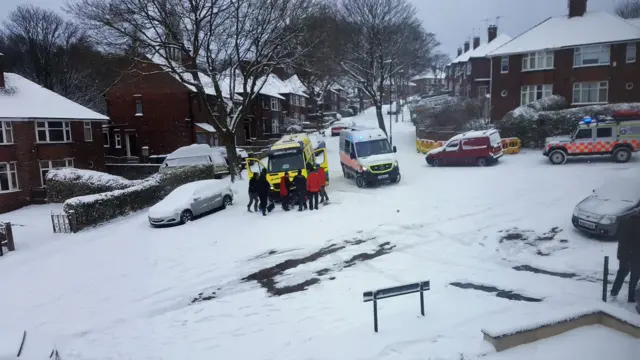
389,60,393,146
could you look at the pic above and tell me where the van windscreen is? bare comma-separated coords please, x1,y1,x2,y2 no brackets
355,139,392,158
268,148,304,172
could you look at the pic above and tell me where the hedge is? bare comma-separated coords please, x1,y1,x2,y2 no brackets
63,165,217,229
46,168,141,203
499,96,640,148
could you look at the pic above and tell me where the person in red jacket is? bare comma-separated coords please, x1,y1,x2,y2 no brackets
306,167,321,210
317,166,329,204
279,172,292,211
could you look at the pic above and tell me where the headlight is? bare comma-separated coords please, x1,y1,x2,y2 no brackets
361,166,367,172
573,207,580,217
600,215,617,225
393,161,398,167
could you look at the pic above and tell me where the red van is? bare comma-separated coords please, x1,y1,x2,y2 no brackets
425,130,503,167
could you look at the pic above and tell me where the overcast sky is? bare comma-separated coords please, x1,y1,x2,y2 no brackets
0,0,622,58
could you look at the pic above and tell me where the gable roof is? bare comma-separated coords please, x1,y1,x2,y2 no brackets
488,12,640,57
0,73,108,121
282,75,309,97
450,34,512,64
412,70,437,80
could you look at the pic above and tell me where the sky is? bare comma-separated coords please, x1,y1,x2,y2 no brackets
0,0,623,59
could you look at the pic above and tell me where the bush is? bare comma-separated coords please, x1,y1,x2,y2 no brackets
63,165,217,229
499,96,640,147
46,168,141,203
411,96,487,131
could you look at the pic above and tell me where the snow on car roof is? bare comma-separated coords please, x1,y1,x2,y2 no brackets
342,127,387,142
165,144,225,164
449,130,498,141
0,73,108,121
488,12,640,57
594,177,640,202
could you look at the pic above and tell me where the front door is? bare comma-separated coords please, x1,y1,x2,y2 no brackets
573,128,594,154
442,140,461,165
125,134,132,157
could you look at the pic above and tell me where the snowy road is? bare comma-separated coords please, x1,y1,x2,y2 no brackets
1,106,639,359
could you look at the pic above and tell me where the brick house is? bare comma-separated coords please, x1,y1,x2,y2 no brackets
411,70,446,95
0,54,108,213
447,26,511,100
281,75,309,123
487,0,640,121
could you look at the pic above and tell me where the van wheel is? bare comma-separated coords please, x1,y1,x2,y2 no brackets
392,173,401,184
222,195,233,209
356,175,366,188
613,148,631,163
476,157,488,167
180,210,194,224
549,150,567,165
341,164,348,178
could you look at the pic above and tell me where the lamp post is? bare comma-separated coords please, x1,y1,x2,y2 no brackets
384,59,393,146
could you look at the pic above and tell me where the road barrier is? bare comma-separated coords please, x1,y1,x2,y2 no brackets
363,280,430,332
501,137,522,154
416,139,446,154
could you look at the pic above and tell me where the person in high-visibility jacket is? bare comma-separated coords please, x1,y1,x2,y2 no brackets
306,167,321,211
317,166,329,203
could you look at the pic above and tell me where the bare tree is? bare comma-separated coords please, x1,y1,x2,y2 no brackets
616,0,640,19
68,0,313,179
0,5,105,111
338,0,438,134
428,52,450,92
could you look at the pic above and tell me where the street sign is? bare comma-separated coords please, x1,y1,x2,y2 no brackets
362,280,430,333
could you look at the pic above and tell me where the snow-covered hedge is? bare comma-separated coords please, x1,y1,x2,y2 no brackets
63,165,216,229
500,96,640,148
46,168,142,203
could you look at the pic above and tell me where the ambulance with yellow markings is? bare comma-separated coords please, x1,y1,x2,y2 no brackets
245,133,328,199
339,127,400,188
543,111,640,165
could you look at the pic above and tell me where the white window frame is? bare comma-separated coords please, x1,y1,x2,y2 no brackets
466,62,472,75
627,42,636,63
102,128,110,147
301,97,306,107
83,121,93,142
0,121,13,144
0,162,19,192
39,159,74,187
115,133,122,148
521,51,554,71
500,56,509,73
574,45,610,67
478,86,488,99
36,121,72,143
520,84,553,105
135,99,143,116
270,97,279,111
572,81,609,105
271,118,280,134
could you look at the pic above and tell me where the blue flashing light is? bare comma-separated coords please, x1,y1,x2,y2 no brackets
349,136,353,140
582,116,593,124
358,136,364,140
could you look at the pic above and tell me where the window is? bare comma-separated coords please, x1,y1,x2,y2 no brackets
466,62,472,75
478,86,488,98
39,159,73,186
597,127,613,138
196,133,207,144
574,129,593,140
83,121,93,141
300,114,305,122
500,56,509,73
115,133,122,148
627,42,636,63
0,121,13,144
293,95,299,106
272,118,280,134
300,97,306,107
102,128,110,147
573,81,608,104
36,121,71,142
135,99,143,115
520,84,553,105
522,51,554,71
270,98,279,111
574,45,610,67
446,141,460,149
0,162,19,192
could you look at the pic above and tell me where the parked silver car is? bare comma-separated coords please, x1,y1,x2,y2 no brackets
148,180,233,226
572,181,640,237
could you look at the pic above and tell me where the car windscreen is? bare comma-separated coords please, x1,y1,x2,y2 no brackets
165,156,210,167
355,139,392,158
268,148,304,172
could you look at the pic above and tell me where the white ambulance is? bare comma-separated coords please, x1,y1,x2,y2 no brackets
339,127,400,188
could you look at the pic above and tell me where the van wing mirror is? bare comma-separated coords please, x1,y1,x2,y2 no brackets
350,152,356,160
393,146,397,153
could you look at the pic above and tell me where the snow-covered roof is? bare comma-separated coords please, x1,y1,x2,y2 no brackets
283,75,309,97
627,18,640,30
450,34,512,64
411,70,436,80
195,123,216,133
0,73,108,121
257,74,286,100
489,12,640,57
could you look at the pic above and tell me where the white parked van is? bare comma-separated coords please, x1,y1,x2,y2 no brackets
339,127,400,188
159,144,229,176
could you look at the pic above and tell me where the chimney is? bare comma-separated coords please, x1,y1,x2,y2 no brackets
488,25,498,43
457,47,463,56
473,36,481,50
181,50,195,70
464,41,470,53
568,0,587,18
0,54,4,88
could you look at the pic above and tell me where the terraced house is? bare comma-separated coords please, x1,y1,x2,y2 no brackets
0,53,108,213
487,0,640,120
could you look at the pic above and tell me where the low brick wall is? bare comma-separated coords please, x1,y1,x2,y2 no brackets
105,163,161,180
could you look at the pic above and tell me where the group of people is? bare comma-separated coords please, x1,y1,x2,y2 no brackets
247,165,329,216
610,212,640,313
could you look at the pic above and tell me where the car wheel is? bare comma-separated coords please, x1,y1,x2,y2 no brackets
613,148,631,163
222,195,233,209
431,159,440,167
356,175,366,188
392,173,401,184
549,150,567,165
476,157,488,167
180,210,194,224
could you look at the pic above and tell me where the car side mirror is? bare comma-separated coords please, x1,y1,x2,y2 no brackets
350,152,356,160
393,146,397,153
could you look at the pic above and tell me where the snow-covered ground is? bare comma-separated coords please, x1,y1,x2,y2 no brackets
1,106,639,359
